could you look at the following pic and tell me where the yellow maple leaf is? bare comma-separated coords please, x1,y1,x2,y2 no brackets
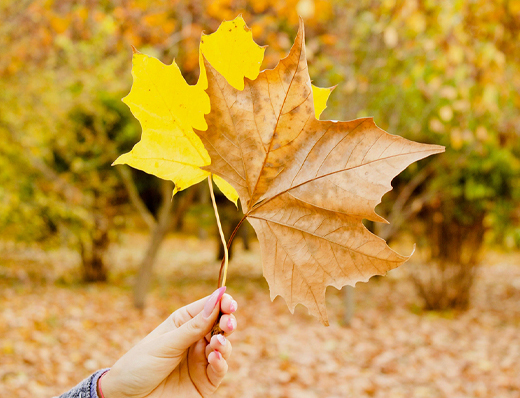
113,16,333,205
113,17,264,203
198,17,264,91
114,53,211,194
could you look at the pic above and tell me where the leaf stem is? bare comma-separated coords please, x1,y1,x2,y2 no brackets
217,214,247,287
208,175,229,288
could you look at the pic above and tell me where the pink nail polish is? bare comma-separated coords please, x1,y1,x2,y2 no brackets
230,300,238,313
215,350,222,360
216,334,226,346
203,287,226,318
227,317,234,331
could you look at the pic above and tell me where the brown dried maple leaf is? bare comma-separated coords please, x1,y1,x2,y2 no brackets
195,20,444,325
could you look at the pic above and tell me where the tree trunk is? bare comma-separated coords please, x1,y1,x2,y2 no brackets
82,251,108,282
133,181,175,309
132,209,172,309
80,213,109,282
239,220,251,251
410,211,485,311
342,285,355,326
133,183,196,309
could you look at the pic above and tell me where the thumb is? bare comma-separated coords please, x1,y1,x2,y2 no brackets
161,287,226,354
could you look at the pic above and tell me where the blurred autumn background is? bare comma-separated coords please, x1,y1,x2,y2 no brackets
1,0,520,397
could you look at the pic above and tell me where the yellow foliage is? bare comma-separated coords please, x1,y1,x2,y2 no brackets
115,16,332,205
113,52,211,194
113,16,268,203
205,0,236,21
198,17,265,91
50,16,69,34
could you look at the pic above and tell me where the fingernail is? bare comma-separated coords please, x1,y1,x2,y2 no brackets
203,287,226,318
216,334,226,346
229,300,238,313
227,317,234,331
215,350,222,360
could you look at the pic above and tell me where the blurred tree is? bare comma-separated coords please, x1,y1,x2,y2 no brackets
130,180,197,309
0,1,135,281
2,0,519,311
167,0,520,309
315,0,520,310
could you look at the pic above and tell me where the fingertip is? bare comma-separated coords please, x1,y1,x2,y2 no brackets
207,350,228,386
203,287,226,319
216,333,227,347
211,333,227,349
222,293,232,301
208,349,222,364
208,350,228,375
220,294,235,314
219,314,237,334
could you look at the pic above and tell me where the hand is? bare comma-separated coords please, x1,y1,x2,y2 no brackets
100,287,238,398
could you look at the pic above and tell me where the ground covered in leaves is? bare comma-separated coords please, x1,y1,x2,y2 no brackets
1,234,520,398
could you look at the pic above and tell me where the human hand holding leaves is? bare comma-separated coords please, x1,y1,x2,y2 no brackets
115,17,444,325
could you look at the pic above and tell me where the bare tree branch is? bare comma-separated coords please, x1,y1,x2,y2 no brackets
116,165,157,230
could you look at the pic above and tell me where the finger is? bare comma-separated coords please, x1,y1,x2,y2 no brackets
187,338,214,397
210,334,232,360
156,287,226,356
219,313,237,335
220,294,238,315
207,351,228,388
205,342,214,358
192,338,209,365
205,334,229,359
138,295,212,344
171,295,210,327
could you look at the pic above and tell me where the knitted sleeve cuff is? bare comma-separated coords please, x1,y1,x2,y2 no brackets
55,368,110,398
90,369,110,398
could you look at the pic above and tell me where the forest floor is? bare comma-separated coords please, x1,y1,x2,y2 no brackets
1,233,520,398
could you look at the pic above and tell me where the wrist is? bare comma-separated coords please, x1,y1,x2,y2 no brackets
97,370,110,398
